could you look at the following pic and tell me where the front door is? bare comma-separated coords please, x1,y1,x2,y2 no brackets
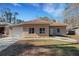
49,27,55,36
49,27,59,36
53,28,57,35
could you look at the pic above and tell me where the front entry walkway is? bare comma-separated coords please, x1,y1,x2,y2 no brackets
53,36,77,43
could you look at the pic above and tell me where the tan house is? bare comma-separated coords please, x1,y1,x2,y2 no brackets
9,19,67,38
0,19,67,38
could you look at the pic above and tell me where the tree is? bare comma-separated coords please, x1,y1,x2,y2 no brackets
1,8,12,23
0,8,23,24
64,3,79,28
39,16,49,20
17,19,24,23
13,12,19,23
39,16,56,22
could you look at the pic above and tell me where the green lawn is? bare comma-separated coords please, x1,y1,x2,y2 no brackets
0,39,79,56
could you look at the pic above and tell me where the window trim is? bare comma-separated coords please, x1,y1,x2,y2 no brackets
39,28,45,34
29,28,34,34
57,28,60,33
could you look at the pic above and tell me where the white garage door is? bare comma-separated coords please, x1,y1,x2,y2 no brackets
12,27,23,38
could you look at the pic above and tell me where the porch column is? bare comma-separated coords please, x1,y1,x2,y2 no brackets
4,26,9,36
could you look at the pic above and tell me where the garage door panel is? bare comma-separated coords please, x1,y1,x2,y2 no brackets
12,27,23,38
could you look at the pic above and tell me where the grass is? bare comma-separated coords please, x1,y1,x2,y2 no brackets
0,39,79,56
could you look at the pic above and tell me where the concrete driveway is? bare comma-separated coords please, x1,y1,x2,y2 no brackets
0,37,18,52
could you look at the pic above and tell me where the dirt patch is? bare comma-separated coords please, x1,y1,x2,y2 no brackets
18,47,64,56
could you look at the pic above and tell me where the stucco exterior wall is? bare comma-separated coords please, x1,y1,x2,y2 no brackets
50,26,67,35
9,24,49,38
22,24,49,37
9,24,67,38
55,26,67,35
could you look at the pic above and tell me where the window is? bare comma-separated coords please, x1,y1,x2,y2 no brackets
39,28,45,34
57,28,60,33
29,28,34,34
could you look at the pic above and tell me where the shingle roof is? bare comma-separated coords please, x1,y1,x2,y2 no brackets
23,19,49,24
25,19,67,26
10,19,67,27
49,22,67,26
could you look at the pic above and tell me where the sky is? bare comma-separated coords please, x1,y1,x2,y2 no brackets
0,3,69,22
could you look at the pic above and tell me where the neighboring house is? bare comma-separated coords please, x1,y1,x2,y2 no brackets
75,28,79,35
67,26,79,35
72,27,79,35
9,19,67,38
